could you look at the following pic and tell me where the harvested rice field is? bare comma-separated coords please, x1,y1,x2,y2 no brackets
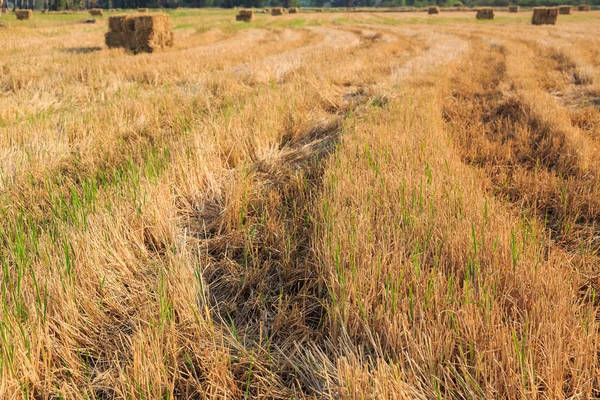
1,7,600,399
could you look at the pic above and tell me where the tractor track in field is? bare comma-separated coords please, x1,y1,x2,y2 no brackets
443,34,600,309
232,27,361,83
389,28,468,82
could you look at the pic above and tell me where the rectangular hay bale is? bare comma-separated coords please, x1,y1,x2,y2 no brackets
578,5,590,11
508,5,519,12
15,9,32,20
89,8,103,16
106,14,173,53
236,10,253,21
532,7,558,25
476,7,494,19
428,6,439,14
271,7,283,15
288,7,299,13
558,5,572,14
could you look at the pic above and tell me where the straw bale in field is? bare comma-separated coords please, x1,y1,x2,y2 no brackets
508,5,519,12
236,9,253,21
271,7,283,15
558,5,572,14
15,9,32,19
106,14,174,53
578,5,590,11
288,7,299,13
89,8,103,16
532,7,558,24
476,7,494,19
428,6,439,14
138,8,148,12
1,7,7,13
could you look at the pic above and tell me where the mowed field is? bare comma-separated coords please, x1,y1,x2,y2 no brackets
1,8,600,399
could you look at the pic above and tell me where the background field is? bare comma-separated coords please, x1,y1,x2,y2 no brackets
1,8,600,399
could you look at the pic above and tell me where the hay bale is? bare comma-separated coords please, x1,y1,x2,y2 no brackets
89,8,103,16
271,7,283,15
428,6,439,14
315,8,323,12
288,7,299,13
508,5,519,12
109,8,116,12
236,10,253,22
106,14,174,53
15,9,32,20
532,7,558,25
138,8,148,12
578,5,590,11
1,8,8,13
476,7,494,19
558,5,572,14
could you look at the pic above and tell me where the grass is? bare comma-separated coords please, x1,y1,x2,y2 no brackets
0,7,600,399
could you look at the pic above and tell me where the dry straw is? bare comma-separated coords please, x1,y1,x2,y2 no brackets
89,8,103,16
578,5,590,11
15,9,32,19
106,14,174,53
271,7,283,15
532,7,558,24
508,5,519,12
428,6,440,14
558,5,572,14
288,7,299,13
476,7,494,19
235,9,253,22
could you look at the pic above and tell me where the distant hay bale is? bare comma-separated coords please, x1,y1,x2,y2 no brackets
508,5,519,12
271,7,283,15
42,9,48,13
288,7,299,13
428,6,439,14
476,7,494,19
15,9,33,20
558,5,572,14
106,14,174,53
138,8,148,12
578,5,590,11
315,8,323,12
109,8,116,12
532,7,558,25
89,8,103,16
236,9,253,22
1,7,8,13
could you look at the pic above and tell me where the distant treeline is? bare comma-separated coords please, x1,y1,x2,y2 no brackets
5,0,596,15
